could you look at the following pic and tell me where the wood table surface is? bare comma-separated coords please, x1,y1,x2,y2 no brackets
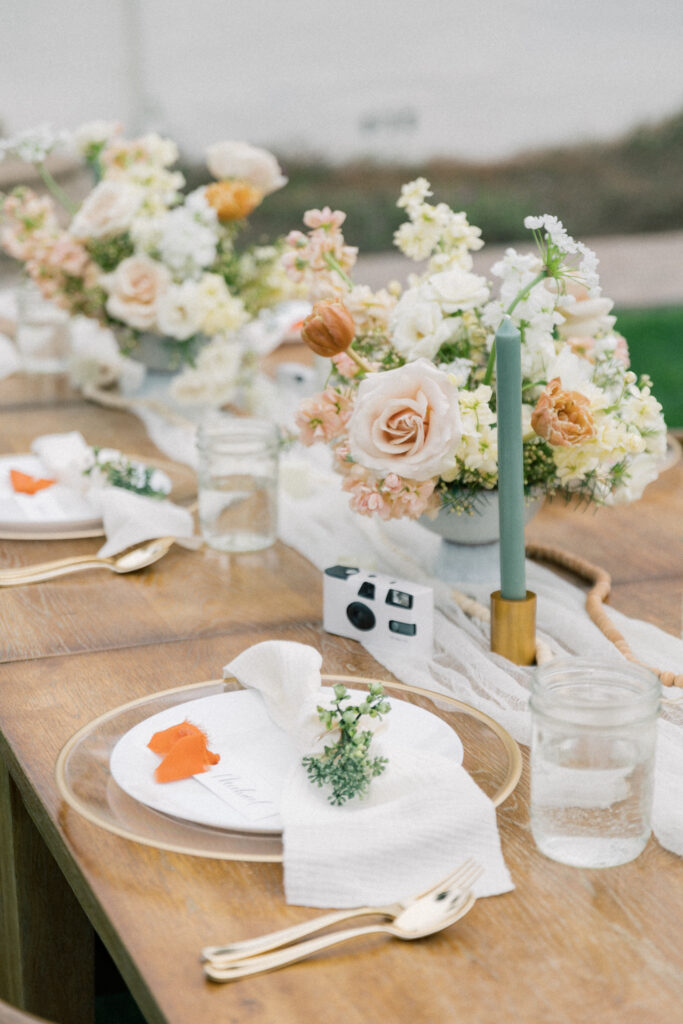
1,371,682,1024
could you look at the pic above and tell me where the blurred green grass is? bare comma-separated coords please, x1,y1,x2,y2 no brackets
616,306,683,428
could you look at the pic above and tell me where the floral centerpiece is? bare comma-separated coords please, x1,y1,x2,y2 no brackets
287,179,667,523
0,122,298,397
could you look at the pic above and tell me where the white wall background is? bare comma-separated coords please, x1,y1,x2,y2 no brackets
2,0,682,163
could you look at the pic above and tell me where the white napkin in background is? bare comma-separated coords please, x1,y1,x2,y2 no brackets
225,640,513,909
16,431,196,556
97,487,194,557
31,430,93,492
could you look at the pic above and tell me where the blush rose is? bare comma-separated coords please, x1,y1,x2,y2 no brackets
347,359,463,481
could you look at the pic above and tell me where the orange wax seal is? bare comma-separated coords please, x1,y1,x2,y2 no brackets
148,721,220,783
10,469,56,494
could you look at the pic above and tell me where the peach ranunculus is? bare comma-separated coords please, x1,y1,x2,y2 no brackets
69,180,142,239
347,359,463,481
103,255,170,330
531,377,595,447
301,299,356,357
205,141,287,195
205,180,263,221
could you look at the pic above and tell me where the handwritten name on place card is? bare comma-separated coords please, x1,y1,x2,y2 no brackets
194,763,280,823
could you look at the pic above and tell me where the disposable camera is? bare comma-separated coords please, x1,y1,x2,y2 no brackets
323,565,433,656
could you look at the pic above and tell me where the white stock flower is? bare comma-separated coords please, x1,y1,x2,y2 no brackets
397,178,433,212
170,336,243,406
157,281,203,340
70,180,142,239
390,286,453,360
205,140,287,194
393,219,441,261
158,207,217,279
344,284,396,333
195,273,248,335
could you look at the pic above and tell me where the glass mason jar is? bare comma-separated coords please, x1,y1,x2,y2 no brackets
16,279,70,372
196,414,279,553
529,657,661,868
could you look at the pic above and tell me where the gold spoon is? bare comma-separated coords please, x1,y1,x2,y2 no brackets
0,537,179,585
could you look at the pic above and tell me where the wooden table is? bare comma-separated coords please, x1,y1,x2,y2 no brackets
1,372,682,1024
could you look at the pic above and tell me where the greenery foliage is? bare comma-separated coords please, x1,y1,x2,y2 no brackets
302,682,391,806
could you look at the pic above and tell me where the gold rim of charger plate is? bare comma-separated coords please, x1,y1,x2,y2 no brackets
55,675,522,863
0,452,196,541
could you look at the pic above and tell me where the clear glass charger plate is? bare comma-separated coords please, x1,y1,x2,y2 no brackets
0,451,197,540
55,674,522,863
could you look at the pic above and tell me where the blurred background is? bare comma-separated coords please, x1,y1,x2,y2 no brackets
1,0,682,422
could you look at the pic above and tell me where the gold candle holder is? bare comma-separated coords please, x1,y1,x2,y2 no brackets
490,590,537,665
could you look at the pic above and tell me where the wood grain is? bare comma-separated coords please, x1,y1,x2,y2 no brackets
1,633,682,1024
0,370,682,1024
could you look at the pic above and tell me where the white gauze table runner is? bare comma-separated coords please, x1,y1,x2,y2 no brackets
76,400,683,860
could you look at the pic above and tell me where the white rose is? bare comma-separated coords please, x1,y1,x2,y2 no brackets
390,287,453,361
348,359,463,481
157,282,203,340
427,267,489,313
103,255,170,331
205,140,287,194
70,180,142,239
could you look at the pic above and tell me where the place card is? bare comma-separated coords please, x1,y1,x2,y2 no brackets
193,762,280,823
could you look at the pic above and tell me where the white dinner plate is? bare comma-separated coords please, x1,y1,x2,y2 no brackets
0,453,102,532
110,688,464,835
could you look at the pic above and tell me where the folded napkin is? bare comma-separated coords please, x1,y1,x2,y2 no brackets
27,431,195,556
225,640,513,908
96,487,194,557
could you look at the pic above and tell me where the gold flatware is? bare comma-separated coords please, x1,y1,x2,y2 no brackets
0,537,177,585
202,858,482,966
204,885,479,982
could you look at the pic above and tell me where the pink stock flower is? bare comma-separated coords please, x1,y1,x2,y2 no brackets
295,388,354,446
341,465,439,521
303,207,347,231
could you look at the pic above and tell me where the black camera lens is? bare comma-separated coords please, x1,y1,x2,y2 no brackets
346,601,376,631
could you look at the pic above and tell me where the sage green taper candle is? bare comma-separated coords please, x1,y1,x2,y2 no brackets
494,317,527,600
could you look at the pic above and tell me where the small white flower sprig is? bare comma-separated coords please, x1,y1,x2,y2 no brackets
286,182,667,520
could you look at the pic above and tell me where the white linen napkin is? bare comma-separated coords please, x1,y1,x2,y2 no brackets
225,640,513,908
27,431,195,556
96,487,194,557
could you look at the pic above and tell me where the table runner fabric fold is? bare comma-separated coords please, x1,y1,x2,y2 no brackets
100,401,683,860
225,640,513,908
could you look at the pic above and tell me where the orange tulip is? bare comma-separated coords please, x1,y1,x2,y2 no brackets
301,299,357,357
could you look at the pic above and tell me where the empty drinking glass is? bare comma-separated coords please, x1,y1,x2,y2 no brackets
197,414,279,552
16,280,70,372
529,657,660,868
